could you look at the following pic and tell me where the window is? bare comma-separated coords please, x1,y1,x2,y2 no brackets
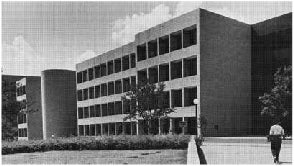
109,123,115,135
137,43,147,61
159,91,170,108
172,89,182,107
123,78,130,92
124,122,131,135
90,124,95,136
90,105,95,117
102,123,109,135
159,35,169,55
131,76,136,89
131,122,137,135
83,89,88,100
95,124,101,136
138,69,147,84
89,87,94,99
123,100,130,114
184,87,197,106
130,53,136,68
170,30,182,51
122,55,130,71
108,82,114,96
114,58,122,73
159,63,169,82
94,65,101,78
148,66,158,84
100,63,107,77
95,105,101,117
88,68,94,81
171,60,182,80
114,101,122,115
78,107,83,119
84,107,89,118
115,80,122,94
101,83,107,96
85,125,90,136
79,125,84,136
148,39,158,58
22,86,26,95
116,122,123,135
77,72,82,83
108,102,114,115
102,104,108,116
184,56,197,77
95,85,100,98
82,70,88,82
107,60,114,75
183,25,197,48
77,90,83,101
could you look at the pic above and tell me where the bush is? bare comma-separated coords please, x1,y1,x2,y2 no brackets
2,135,190,155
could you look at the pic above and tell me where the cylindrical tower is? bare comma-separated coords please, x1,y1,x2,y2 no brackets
41,69,77,139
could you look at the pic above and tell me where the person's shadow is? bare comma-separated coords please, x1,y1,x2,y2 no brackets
279,161,292,165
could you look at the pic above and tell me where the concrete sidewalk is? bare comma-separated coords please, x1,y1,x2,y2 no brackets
201,139,292,164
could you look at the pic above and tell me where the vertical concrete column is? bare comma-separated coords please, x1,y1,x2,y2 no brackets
181,59,184,78
114,123,117,135
182,117,185,134
182,87,184,107
181,30,184,49
169,89,172,108
94,124,97,136
101,124,103,135
158,118,161,135
169,118,173,134
107,123,110,136
168,34,171,52
136,121,139,135
145,43,148,59
157,38,160,56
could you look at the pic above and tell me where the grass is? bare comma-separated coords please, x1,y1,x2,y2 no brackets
2,149,187,164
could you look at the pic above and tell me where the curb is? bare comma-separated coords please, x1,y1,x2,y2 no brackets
187,135,200,164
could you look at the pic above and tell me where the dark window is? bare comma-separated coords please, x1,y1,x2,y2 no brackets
159,35,169,55
171,60,182,80
137,43,147,61
109,123,115,135
123,78,130,92
77,72,82,83
95,85,100,98
94,65,101,78
130,53,136,68
131,122,137,135
107,60,114,75
102,104,108,117
95,104,101,117
77,90,83,101
172,89,182,107
124,122,131,135
148,66,158,84
122,55,130,71
115,80,122,94
102,123,108,135
123,100,130,114
148,39,158,58
101,63,107,77
79,125,84,136
138,70,147,84
116,122,123,135
85,125,90,136
84,107,89,118
90,105,95,117
78,107,83,119
184,57,197,77
88,68,94,81
114,101,122,115
114,58,122,73
184,87,197,106
95,124,101,136
83,89,88,100
108,102,114,115
159,63,169,82
82,70,88,82
183,25,197,48
90,124,95,136
89,86,94,99
160,91,170,108
108,82,114,96
131,76,136,89
101,83,107,96
170,30,182,51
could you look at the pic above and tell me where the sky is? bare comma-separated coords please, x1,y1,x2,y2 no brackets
2,1,292,76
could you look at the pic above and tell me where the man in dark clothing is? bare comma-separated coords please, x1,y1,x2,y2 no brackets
269,122,284,164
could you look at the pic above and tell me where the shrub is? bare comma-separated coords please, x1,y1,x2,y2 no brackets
2,135,190,155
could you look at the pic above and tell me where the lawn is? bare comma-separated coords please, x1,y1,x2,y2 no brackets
2,149,187,164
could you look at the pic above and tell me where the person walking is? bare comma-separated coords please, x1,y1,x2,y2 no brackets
269,121,284,164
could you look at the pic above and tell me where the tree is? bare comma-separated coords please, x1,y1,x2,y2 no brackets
259,65,292,134
122,81,174,134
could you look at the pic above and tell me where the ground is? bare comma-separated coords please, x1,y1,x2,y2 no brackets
2,149,187,164
201,137,292,164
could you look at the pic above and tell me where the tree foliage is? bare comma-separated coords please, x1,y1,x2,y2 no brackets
259,65,292,133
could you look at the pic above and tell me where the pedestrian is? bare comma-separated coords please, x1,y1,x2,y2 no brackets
269,121,284,164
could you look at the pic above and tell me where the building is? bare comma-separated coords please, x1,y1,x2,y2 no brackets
16,76,42,140
76,8,255,137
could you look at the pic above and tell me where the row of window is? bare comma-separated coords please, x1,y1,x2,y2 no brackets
77,76,136,101
77,53,136,84
18,128,27,137
78,122,137,136
16,86,26,96
17,113,27,124
137,24,197,62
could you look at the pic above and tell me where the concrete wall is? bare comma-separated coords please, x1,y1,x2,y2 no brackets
41,69,77,139
199,9,252,136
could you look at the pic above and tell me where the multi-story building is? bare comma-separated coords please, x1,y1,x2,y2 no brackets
16,77,42,140
76,8,254,136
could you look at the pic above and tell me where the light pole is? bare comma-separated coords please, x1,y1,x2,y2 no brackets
193,99,200,138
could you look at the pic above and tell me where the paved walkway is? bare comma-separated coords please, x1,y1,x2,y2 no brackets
201,138,292,164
